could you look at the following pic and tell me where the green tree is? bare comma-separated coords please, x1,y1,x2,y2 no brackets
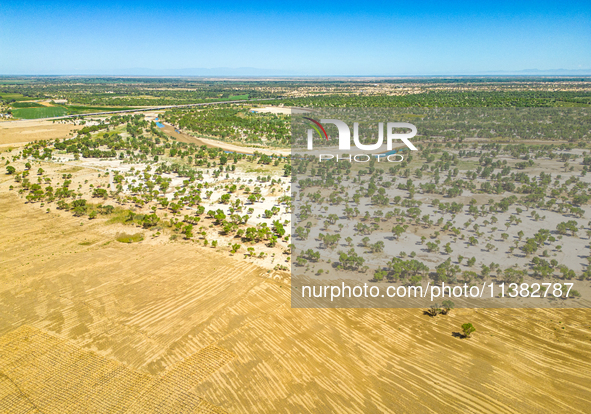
392,224,407,239
461,323,476,338
441,300,455,315
283,164,292,177
426,304,442,317
373,270,387,282
370,241,384,253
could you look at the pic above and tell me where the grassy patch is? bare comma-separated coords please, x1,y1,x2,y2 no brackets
115,232,144,243
105,207,135,225
78,240,96,246
12,106,69,119
0,93,37,101
229,94,249,100
456,160,478,170
241,159,284,175
58,166,85,173
245,167,273,174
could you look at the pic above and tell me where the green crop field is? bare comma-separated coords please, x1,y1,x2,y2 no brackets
0,79,33,84
66,105,137,113
11,106,69,119
229,94,249,100
0,93,37,101
9,104,139,119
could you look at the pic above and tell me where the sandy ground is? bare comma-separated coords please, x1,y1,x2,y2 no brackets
0,193,590,413
293,152,591,300
0,149,291,270
249,106,310,115
0,119,81,145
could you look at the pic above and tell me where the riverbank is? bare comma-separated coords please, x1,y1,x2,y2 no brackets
159,122,290,156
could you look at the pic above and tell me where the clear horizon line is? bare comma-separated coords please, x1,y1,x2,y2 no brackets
2,72,591,78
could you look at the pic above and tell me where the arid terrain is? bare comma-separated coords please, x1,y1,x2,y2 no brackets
0,119,81,146
1,193,591,413
1,77,591,413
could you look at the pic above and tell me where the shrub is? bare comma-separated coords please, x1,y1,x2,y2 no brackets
116,232,144,243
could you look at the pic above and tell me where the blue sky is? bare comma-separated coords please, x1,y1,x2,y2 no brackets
1,1,590,75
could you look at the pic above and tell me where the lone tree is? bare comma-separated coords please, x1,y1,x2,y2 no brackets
426,303,442,317
441,300,455,315
461,323,476,338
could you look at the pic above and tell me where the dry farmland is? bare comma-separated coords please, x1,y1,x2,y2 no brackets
0,120,81,146
1,192,591,413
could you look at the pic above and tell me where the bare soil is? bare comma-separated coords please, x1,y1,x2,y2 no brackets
0,119,81,145
1,193,590,413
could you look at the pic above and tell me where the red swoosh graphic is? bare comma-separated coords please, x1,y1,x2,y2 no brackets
304,117,329,141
